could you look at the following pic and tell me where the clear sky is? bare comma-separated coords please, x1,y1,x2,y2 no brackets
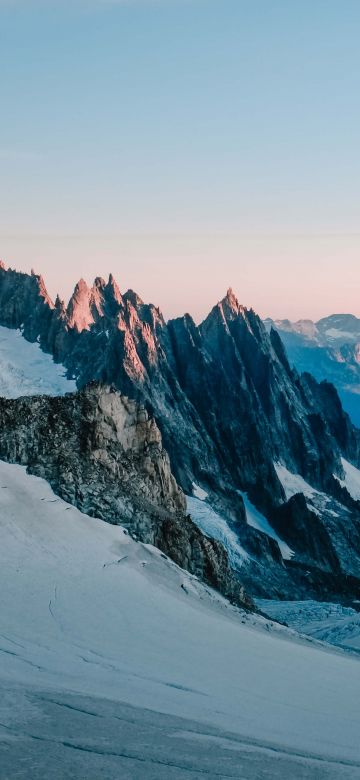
1,0,360,322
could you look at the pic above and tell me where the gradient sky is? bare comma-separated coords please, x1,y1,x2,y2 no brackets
1,0,360,322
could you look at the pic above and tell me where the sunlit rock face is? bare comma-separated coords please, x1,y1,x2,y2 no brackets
66,276,125,332
1,263,360,602
66,278,94,332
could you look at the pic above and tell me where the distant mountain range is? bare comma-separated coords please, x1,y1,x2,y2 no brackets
1,262,360,605
264,314,360,427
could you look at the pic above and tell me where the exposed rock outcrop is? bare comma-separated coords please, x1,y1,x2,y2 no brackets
1,264,360,600
0,383,252,610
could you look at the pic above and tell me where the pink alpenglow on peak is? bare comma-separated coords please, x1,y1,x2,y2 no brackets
107,274,123,307
66,279,93,332
65,274,125,332
221,287,245,317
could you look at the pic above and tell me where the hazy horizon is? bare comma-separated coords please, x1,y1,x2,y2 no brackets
2,0,360,321
1,254,358,325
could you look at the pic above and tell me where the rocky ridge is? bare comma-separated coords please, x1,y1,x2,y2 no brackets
1,263,360,601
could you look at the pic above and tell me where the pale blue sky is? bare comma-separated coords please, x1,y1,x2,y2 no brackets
1,0,360,320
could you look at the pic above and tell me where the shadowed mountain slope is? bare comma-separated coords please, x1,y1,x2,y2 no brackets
1,263,360,600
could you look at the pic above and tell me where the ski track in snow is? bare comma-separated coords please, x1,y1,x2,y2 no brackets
0,325,76,398
1,460,360,776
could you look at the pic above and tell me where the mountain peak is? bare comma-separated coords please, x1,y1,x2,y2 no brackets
106,273,123,306
29,271,54,309
218,287,246,322
67,279,93,332
93,276,106,290
2,262,360,605
222,286,238,306
54,293,66,312
123,289,144,308
200,288,244,336
225,286,236,301
74,278,89,293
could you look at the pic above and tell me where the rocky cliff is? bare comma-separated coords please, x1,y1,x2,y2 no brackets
0,382,252,610
1,263,360,601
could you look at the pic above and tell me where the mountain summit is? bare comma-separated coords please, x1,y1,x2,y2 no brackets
1,263,360,602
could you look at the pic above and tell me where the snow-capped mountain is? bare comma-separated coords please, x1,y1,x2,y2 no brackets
265,314,360,427
1,459,360,777
1,263,360,605
1,263,360,776
265,313,360,346
317,313,360,343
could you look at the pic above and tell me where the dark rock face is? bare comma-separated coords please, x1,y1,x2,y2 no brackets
270,494,340,571
1,264,360,600
0,383,252,610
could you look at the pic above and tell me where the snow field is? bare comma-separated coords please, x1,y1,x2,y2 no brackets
1,460,360,767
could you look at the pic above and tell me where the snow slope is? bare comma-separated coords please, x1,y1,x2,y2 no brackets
239,490,294,560
336,457,360,502
192,481,208,501
187,488,293,566
186,494,249,566
0,325,76,397
274,461,340,520
275,459,360,514
274,462,321,501
1,460,360,777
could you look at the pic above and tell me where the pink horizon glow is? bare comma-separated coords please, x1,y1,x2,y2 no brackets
1,232,360,324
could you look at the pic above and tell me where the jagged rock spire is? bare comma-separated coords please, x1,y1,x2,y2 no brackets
107,273,123,306
66,274,125,331
54,294,66,316
220,287,243,318
66,278,93,332
94,276,106,289
123,289,144,308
